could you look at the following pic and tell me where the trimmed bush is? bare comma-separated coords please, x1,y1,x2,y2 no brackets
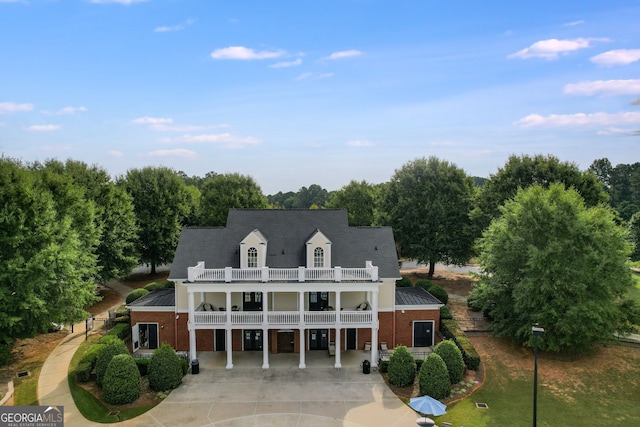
114,315,130,325
395,276,412,288
148,343,183,392
102,354,141,405
95,340,129,387
143,282,162,292
0,344,11,367
440,305,453,320
415,279,433,290
426,284,449,305
387,345,416,387
180,359,189,376
126,288,149,304
419,353,451,399
434,340,465,384
98,335,122,345
106,323,131,340
76,360,93,383
441,319,481,371
81,343,106,364
162,280,175,288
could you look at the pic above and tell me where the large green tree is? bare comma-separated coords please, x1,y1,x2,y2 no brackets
328,180,379,226
199,173,268,226
385,157,476,278
0,158,98,342
475,154,608,232
470,183,637,353
120,167,190,273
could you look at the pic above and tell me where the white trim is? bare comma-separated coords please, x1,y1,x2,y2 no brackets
394,304,443,311
128,306,175,312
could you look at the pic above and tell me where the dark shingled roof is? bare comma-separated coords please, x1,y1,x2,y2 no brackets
169,209,400,280
395,286,443,306
127,288,175,307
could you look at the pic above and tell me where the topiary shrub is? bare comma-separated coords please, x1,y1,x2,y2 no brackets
426,284,449,305
98,335,123,345
440,305,453,320
419,353,451,399
148,343,183,392
143,282,162,292
102,354,141,405
0,344,11,367
440,320,481,371
162,280,175,288
434,340,465,384
76,360,93,383
126,288,149,304
415,279,433,290
106,323,131,340
95,340,129,387
387,345,416,387
395,276,412,288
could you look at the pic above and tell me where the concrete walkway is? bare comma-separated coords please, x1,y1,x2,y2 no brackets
37,280,425,427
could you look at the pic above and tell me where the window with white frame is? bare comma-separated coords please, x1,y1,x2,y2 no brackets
314,247,324,268
247,247,258,268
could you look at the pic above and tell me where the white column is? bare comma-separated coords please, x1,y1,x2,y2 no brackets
334,328,342,368
187,290,197,362
262,328,269,369
299,328,306,369
226,292,232,323
370,290,379,367
225,328,233,369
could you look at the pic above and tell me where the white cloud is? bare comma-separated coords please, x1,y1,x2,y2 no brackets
323,50,363,60
25,124,61,131
514,111,640,127
270,58,302,68
295,72,333,81
509,37,608,60
42,106,87,115
346,140,373,147
0,102,33,114
131,116,173,125
154,19,195,33
108,150,124,157
563,20,585,27
590,49,640,66
149,124,209,132
210,46,285,60
564,79,640,96
88,0,147,4
168,133,261,149
596,127,633,135
148,149,197,158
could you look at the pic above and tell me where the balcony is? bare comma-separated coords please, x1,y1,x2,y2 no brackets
187,262,379,283
192,309,373,328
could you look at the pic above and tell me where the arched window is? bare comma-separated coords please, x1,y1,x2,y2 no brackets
314,247,324,268
247,247,258,268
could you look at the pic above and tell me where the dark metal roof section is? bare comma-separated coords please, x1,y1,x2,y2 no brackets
395,286,443,306
127,288,175,307
170,209,400,280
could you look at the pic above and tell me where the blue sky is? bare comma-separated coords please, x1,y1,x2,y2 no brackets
1,0,639,194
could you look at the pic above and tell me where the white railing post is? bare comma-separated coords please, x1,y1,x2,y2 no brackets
261,267,269,282
298,266,305,282
225,267,232,283
335,266,342,282
187,267,195,282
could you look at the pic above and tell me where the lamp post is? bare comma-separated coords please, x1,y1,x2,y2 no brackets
532,325,545,427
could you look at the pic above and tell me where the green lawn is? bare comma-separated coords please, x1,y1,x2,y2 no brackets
432,340,640,427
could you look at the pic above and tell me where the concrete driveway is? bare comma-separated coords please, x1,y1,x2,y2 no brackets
105,350,423,427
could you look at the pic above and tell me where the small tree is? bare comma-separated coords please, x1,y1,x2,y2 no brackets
419,353,450,399
387,345,416,387
102,354,141,405
148,343,183,392
434,340,465,384
95,340,128,386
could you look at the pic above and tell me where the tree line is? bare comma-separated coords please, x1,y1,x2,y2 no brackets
1,153,639,353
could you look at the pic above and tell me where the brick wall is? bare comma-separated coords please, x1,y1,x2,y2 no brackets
394,309,440,348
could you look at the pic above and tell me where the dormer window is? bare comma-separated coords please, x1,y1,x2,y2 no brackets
314,247,324,268
247,247,258,268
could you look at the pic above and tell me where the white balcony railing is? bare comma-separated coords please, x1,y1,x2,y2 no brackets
187,262,379,283
192,310,373,327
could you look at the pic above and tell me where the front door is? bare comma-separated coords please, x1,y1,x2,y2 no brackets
277,331,295,353
244,329,263,351
309,329,329,350
346,328,357,350
243,292,263,311
413,321,434,347
215,329,225,351
309,292,329,311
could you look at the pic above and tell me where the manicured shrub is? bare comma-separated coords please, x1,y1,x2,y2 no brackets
0,344,11,366
162,280,175,288
426,284,449,305
114,315,130,325
148,343,183,392
419,353,451,399
135,358,151,376
95,340,129,387
415,279,433,290
395,276,412,288
144,282,162,292
126,288,149,304
180,359,189,376
81,343,106,365
441,319,481,371
75,360,93,383
107,323,131,340
440,305,453,320
98,335,122,345
102,354,141,405
434,340,465,384
387,345,416,387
